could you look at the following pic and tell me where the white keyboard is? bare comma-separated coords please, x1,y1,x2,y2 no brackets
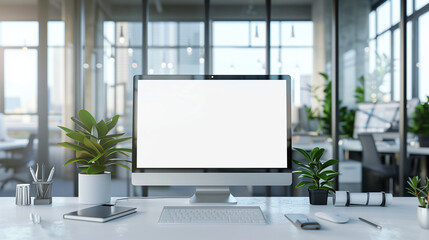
158,206,267,224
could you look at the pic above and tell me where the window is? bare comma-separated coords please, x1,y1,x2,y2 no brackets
419,12,429,101
270,21,313,106
212,21,265,74
416,0,429,10
368,1,418,103
377,1,391,34
148,22,204,74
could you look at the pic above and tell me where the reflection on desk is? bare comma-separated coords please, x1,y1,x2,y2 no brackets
0,197,426,240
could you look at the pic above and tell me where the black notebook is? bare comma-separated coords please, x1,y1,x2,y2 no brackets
63,204,137,223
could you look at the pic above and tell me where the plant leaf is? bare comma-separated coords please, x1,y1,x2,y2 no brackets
58,142,92,152
58,126,74,133
83,138,102,154
310,147,319,160
64,158,88,166
318,186,336,193
88,153,104,163
91,126,99,139
78,109,97,131
103,148,132,158
110,163,131,171
87,165,106,174
99,133,125,139
319,159,339,172
296,181,312,188
293,148,311,162
102,137,132,149
76,150,95,159
292,160,316,175
106,115,119,131
79,167,88,174
313,148,325,162
71,117,90,132
65,132,85,143
97,120,109,137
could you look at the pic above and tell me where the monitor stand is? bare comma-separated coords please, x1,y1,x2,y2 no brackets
189,186,237,204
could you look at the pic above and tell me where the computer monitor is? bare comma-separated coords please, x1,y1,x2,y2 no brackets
132,75,292,204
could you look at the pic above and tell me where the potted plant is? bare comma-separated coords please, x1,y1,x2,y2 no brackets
293,147,339,205
409,96,429,147
58,110,132,204
407,176,429,229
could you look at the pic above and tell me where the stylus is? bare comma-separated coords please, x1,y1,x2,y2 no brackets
359,217,382,230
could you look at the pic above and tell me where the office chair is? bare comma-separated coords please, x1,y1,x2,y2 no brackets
358,133,397,193
0,134,37,190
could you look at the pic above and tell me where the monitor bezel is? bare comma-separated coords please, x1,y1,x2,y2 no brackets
132,75,292,173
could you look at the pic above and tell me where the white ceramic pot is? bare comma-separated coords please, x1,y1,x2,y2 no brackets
417,206,429,229
78,172,111,204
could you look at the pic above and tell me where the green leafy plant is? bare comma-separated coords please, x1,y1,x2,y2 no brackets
292,147,339,193
319,73,352,138
407,176,429,208
303,73,364,138
58,110,132,174
355,76,365,103
409,96,429,134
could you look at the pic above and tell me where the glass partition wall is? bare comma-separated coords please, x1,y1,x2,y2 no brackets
338,0,429,195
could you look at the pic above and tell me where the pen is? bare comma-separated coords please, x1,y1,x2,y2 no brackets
47,166,55,182
359,217,382,230
29,167,38,182
35,163,39,180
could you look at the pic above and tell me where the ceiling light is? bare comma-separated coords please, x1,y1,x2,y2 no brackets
119,26,125,44
187,47,193,55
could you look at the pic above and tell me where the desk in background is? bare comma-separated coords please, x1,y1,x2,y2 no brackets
0,197,425,240
340,138,429,155
0,139,28,152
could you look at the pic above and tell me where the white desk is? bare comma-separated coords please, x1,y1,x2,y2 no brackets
0,197,425,240
341,139,429,156
0,139,28,151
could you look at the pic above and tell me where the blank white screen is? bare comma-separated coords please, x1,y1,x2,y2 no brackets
137,80,287,168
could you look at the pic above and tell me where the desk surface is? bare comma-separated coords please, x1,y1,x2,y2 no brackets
341,139,429,155
0,139,28,151
0,197,425,240
293,139,429,156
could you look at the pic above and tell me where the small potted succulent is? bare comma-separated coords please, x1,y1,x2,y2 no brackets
407,176,429,229
409,96,429,147
293,147,339,205
58,110,132,204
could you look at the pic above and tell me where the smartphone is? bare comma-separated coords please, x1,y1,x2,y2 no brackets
284,214,321,230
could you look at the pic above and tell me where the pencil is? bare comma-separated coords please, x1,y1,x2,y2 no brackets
359,217,382,230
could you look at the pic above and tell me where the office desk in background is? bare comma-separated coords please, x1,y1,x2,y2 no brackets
0,139,28,152
341,139,429,155
0,197,425,240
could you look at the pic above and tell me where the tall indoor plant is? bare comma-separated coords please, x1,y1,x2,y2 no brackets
408,96,429,147
407,176,429,229
58,110,132,204
293,147,339,205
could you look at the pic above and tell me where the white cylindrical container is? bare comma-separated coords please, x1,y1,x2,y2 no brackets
417,206,429,229
15,184,31,206
78,172,111,204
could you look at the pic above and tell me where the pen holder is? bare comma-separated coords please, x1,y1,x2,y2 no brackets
33,181,52,205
